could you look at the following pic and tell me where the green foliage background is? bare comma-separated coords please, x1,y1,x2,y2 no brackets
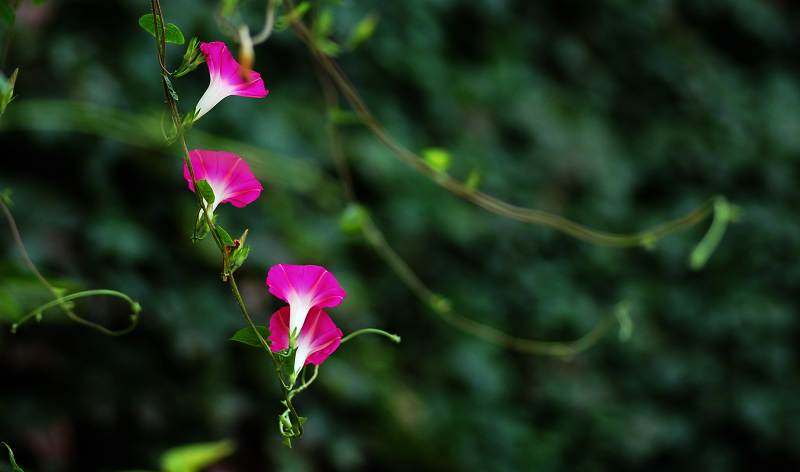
1,0,799,470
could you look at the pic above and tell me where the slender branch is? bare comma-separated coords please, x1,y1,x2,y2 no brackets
314,61,620,357
362,216,621,357
287,2,720,248
149,0,302,440
13,289,140,334
1,199,140,336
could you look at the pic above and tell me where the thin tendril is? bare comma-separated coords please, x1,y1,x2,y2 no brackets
287,2,720,248
314,62,621,357
288,364,318,399
1,199,140,336
13,289,140,334
341,328,401,344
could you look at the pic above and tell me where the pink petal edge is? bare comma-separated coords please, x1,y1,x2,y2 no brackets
268,307,343,374
182,150,263,209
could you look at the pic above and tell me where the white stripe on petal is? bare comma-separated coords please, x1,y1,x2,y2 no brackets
194,79,235,121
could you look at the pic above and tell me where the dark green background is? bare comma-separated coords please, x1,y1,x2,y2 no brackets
1,0,799,470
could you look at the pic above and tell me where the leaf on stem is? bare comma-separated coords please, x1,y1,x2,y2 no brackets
138,14,186,45
229,326,270,348
216,225,235,247
159,440,235,472
195,179,215,206
275,2,311,31
0,68,19,116
2,442,24,472
347,14,379,50
339,203,369,236
422,148,451,174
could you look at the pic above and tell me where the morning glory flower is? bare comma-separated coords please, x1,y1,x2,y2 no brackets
194,41,268,121
266,264,346,344
269,306,343,377
182,150,263,212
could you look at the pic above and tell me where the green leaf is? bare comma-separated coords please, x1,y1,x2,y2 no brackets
0,68,19,116
138,14,185,45
162,74,179,101
173,37,204,78
275,1,311,31
347,14,379,49
159,440,235,472
229,244,250,273
216,225,235,247
0,188,13,206
315,37,341,57
0,2,15,26
2,442,24,472
422,148,450,174
229,326,269,348
314,8,335,37
32,0,49,4
339,203,369,235
328,107,360,126
195,180,215,206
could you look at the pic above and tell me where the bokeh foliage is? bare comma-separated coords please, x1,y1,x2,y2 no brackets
1,0,799,470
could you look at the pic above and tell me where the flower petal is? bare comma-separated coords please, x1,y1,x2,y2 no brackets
194,41,268,121
293,308,343,374
267,307,343,375
183,150,263,209
266,264,346,337
268,306,291,353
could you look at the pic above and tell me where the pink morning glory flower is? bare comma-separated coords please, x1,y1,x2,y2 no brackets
183,150,263,212
194,41,268,121
266,264,346,343
269,306,343,376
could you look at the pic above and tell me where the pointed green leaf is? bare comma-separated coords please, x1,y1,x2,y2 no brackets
2,442,24,472
347,14,379,49
0,188,13,206
314,8,335,37
0,68,19,116
163,74,179,101
195,179,215,206
216,225,235,247
229,244,250,273
422,148,450,174
339,203,369,235
229,326,269,348
159,440,235,472
275,2,311,31
138,14,185,44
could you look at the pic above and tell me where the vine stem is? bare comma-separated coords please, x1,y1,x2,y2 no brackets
149,0,302,440
313,58,622,357
287,1,720,248
13,289,140,333
1,199,140,336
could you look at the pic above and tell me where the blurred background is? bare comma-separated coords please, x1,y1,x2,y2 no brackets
1,0,799,470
